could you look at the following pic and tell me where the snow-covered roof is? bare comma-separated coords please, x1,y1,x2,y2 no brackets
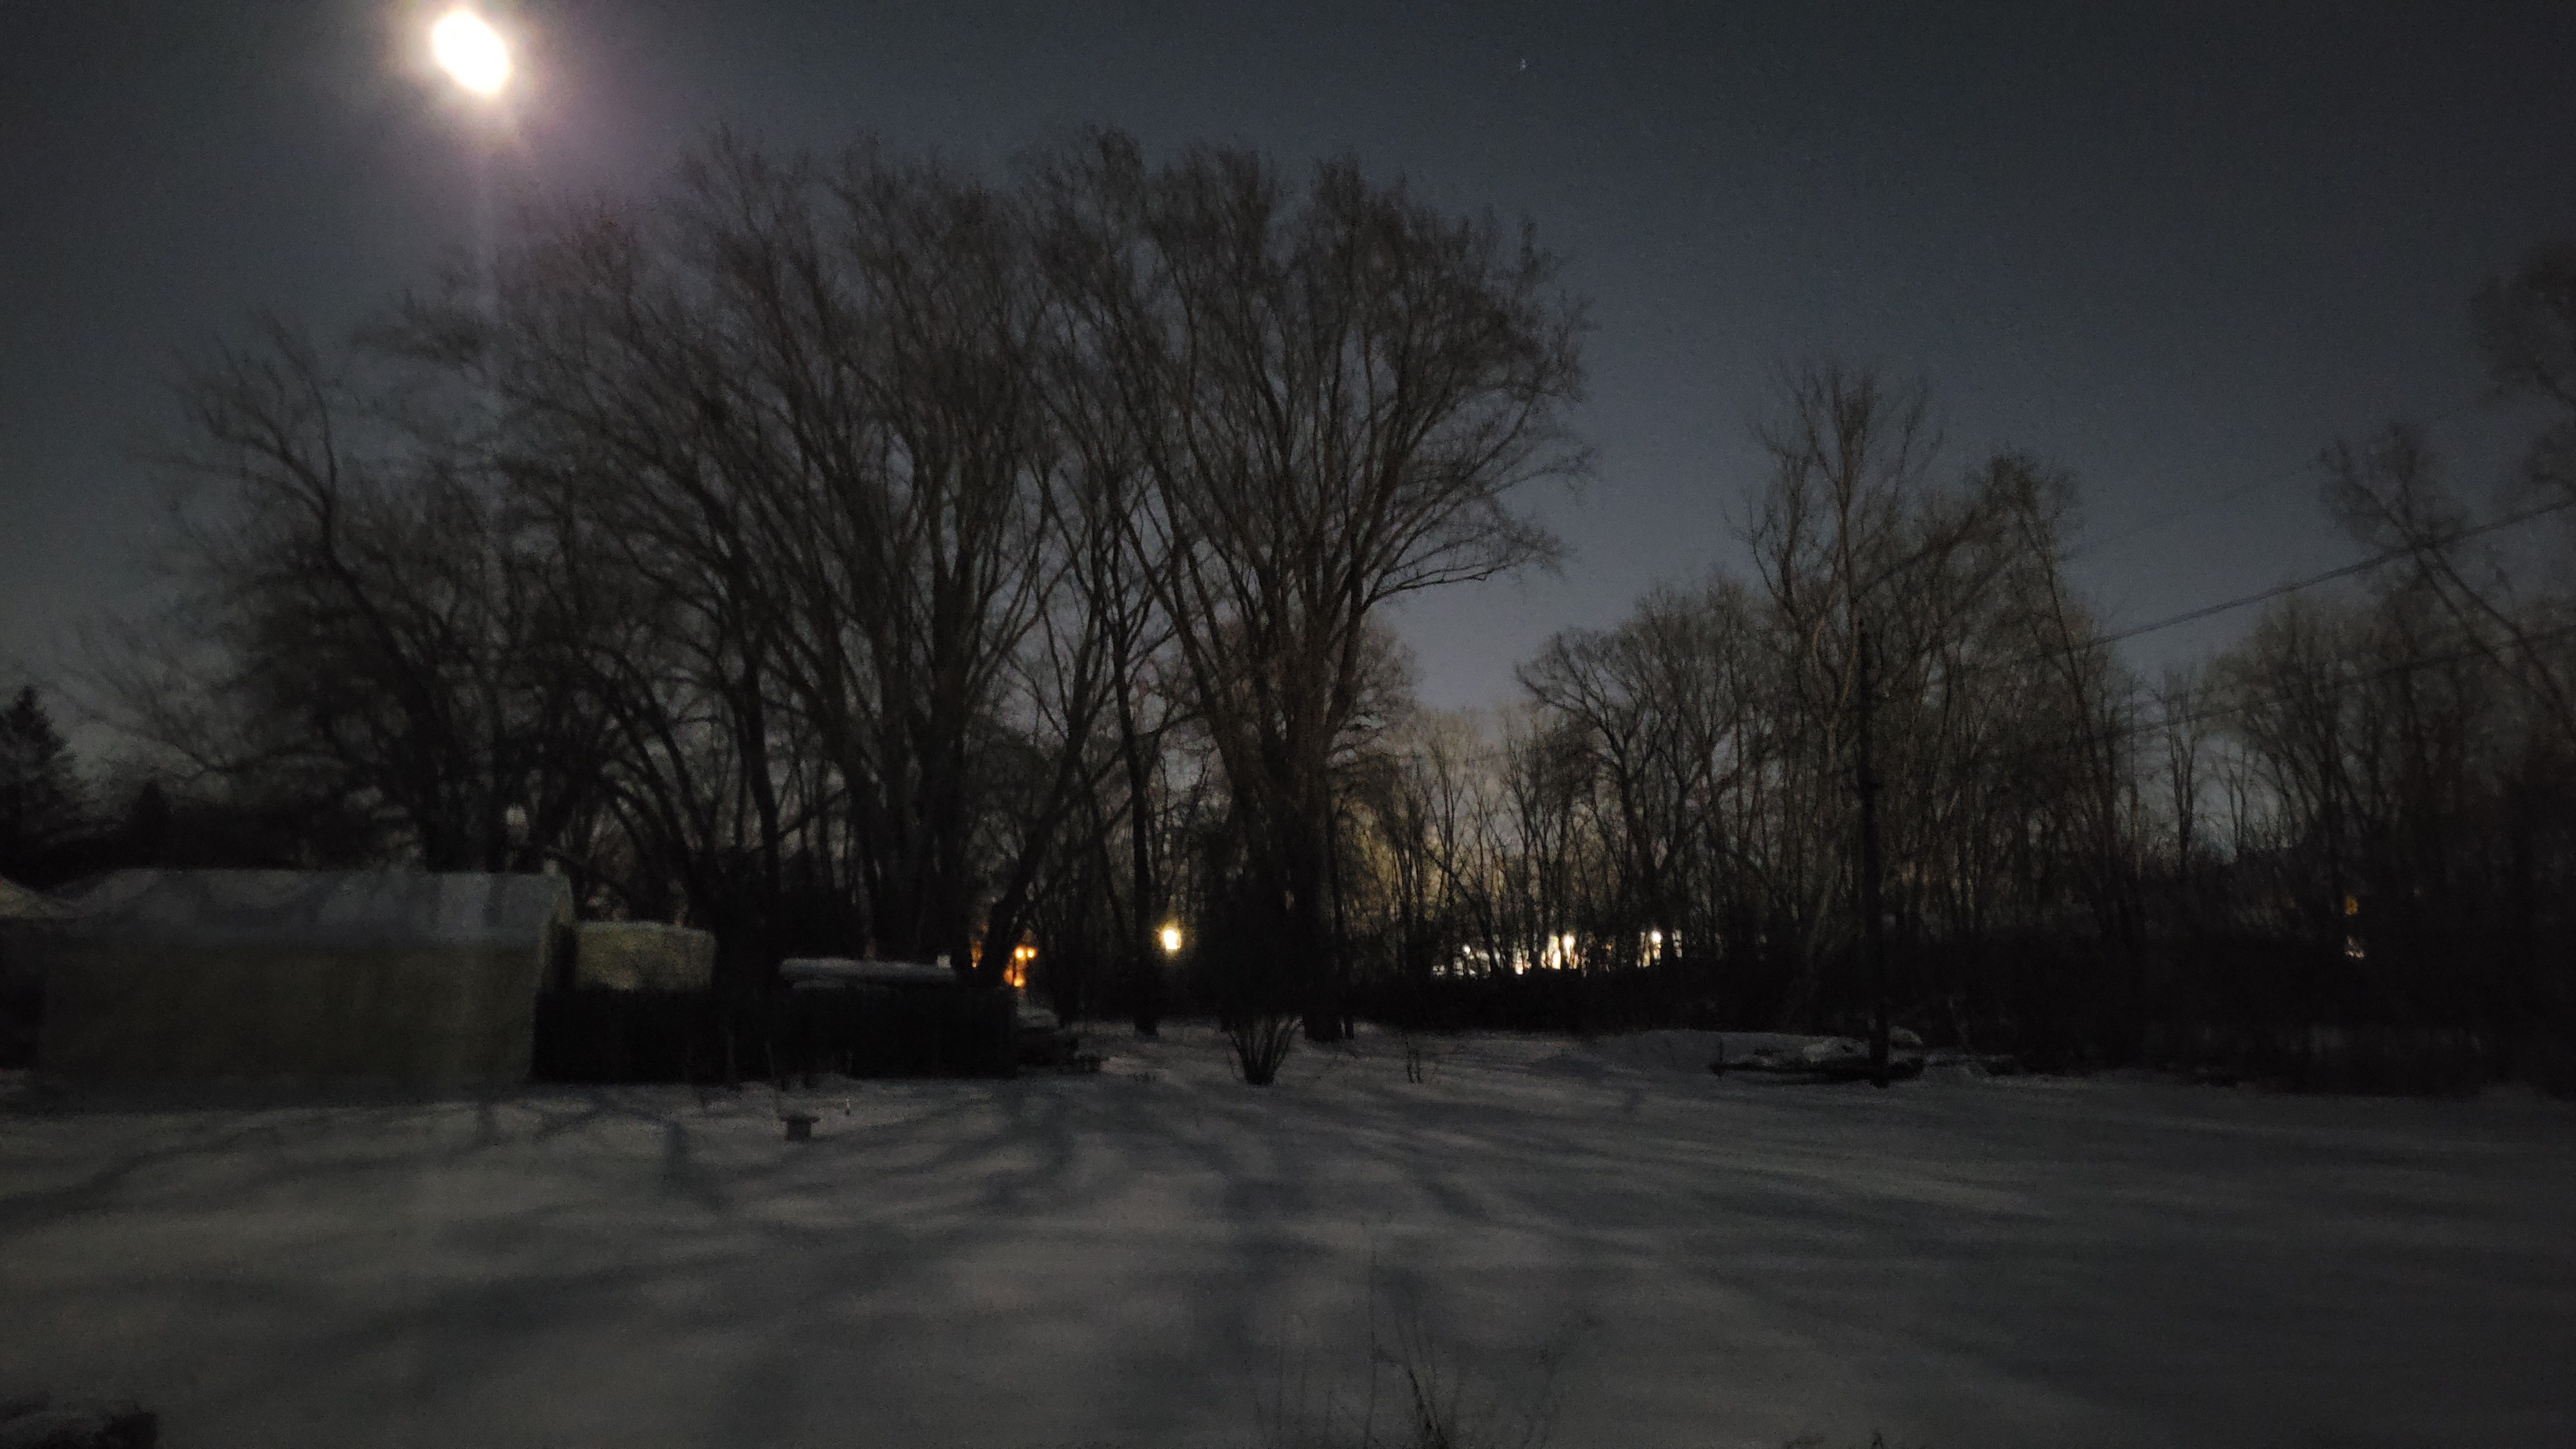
779,956,958,986
55,870,572,950
573,921,717,991
0,875,70,923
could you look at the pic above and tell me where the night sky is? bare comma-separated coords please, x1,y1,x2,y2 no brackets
6,1,2573,720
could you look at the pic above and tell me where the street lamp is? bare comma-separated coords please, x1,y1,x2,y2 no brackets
431,10,512,98
1158,924,1183,956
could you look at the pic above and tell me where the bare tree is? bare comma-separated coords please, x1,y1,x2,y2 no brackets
438,139,1107,979
107,318,613,874
1738,362,1943,1027
1032,134,1589,1039
2327,241,2576,744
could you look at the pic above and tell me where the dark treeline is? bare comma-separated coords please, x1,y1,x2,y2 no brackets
7,136,2571,1090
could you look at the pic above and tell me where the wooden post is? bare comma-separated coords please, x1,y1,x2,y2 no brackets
1855,622,1891,1089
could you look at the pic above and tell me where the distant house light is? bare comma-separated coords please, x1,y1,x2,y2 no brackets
1540,931,1579,971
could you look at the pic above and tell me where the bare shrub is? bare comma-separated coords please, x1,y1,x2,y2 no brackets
1238,1286,1574,1449
1229,1013,1301,1085
1399,1030,1435,1085
1364,1303,1565,1449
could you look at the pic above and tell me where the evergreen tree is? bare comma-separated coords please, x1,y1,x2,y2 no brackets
0,686,86,876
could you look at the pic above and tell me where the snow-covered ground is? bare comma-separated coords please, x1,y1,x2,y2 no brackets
4,1025,2572,1449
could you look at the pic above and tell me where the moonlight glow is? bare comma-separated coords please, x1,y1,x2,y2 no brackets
431,10,511,96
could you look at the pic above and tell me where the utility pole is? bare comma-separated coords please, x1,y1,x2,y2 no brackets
1854,621,1891,1088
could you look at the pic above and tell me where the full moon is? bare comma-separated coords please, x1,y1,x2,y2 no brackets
431,10,511,97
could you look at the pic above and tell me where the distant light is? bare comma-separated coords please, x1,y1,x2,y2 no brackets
1649,930,1664,946
432,10,511,96
1159,924,1183,956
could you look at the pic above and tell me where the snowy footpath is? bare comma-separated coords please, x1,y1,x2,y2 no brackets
3,1026,2572,1449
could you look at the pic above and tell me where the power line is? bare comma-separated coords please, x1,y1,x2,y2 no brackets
1905,491,2576,763
2091,494,2572,650
2166,619,2576,738
1992,617,2576,767
2064,401,2475,564
2066,456,2320,564
1971,493,2576,687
